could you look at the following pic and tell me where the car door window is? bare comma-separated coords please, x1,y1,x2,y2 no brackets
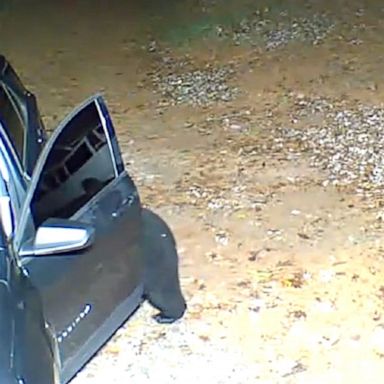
0,84,25,164
30,100,117,227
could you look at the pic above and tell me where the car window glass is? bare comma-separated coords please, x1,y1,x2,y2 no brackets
30,101,116,227
3,63,27,121
0,123,27,214
0,85,24,164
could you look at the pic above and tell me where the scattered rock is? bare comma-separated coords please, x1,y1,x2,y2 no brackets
271,94,384,198
151,62,239,107
215,11,336,50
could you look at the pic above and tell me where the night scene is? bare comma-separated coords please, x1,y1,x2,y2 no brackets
1,0,384,383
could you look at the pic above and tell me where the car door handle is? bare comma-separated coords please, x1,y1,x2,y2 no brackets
111,195,135,218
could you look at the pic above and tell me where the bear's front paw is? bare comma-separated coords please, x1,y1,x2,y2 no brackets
153,313,179,324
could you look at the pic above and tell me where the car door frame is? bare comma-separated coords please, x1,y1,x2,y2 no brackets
13,94,118,252
10,94,144,382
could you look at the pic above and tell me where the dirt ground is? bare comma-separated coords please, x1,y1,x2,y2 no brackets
4,0,384,382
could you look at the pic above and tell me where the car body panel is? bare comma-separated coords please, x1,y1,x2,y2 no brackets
7,95,143,382
0,90,144,383
0,245,13,383
0,219,57,384
13,265,57,384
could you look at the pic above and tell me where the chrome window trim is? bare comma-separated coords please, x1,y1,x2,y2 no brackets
95,97,119,178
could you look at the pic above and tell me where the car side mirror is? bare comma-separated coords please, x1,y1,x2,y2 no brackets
19,218,95,257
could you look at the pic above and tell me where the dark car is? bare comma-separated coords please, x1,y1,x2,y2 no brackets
0,55,186,384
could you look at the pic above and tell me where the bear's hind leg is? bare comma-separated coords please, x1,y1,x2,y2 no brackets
145,281,187,324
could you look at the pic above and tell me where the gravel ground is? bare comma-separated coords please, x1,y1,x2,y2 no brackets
72,304,261,384
151,62,239,107
272,95,384,196
70,3,384,382
217,11,337,49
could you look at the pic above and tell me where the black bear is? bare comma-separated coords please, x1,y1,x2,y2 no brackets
141,208,187,324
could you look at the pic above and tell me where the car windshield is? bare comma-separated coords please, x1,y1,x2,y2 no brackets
0,84,24,165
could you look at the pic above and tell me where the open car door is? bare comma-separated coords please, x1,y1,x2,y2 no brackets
13,95,143,383
0,55,46,176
